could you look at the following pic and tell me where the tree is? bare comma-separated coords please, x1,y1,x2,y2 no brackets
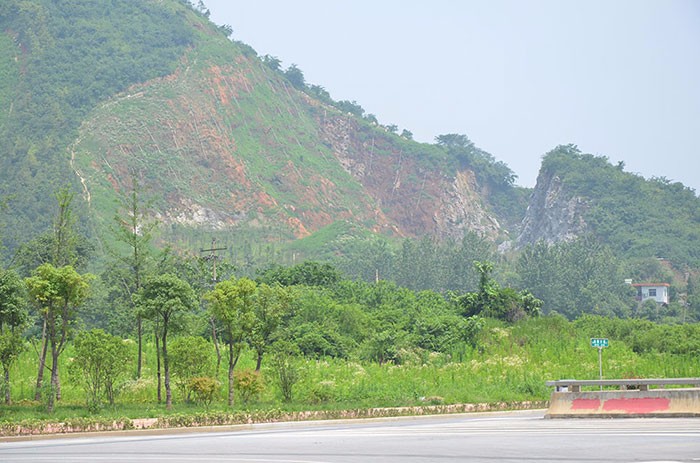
206,277,256,406
262,54,281,71
111,175,156,378
218,24,233,37
455,261,541,323
308,84,331,103
435,133,474,149
25,264,92,412
334,100,365,117
161,250,235,375
169,336,214,402
28,188,86,402
72,329,131,408
360,329,398,365
136,273,196,409
258,261,341,288
284,64,305,89
51,188,80,268
516,237,632,318
250,283,293,371
0,269,28,404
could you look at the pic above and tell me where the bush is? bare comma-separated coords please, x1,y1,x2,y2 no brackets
234,370,265,405
308,380,336,404
269,341,301,402
188,377,219,408
71,329,131,408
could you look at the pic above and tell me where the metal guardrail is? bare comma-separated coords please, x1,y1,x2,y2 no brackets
546,378,700,392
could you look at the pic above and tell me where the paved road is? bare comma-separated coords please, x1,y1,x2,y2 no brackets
1,410,699,462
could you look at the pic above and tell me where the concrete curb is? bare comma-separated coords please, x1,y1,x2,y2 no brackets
0,401,548,441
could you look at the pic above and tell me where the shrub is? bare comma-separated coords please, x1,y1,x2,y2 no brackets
270,341,301,402
71,329,131,408
308,380,336,404
234,370,265,405
188,377,219,408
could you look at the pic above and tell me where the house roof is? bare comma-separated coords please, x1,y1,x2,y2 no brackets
631,283,670,287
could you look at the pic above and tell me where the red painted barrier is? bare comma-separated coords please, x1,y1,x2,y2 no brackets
571,398,600,410
602,397,670,414
547,389,700,418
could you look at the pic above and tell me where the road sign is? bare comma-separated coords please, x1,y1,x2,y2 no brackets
591,338,609,348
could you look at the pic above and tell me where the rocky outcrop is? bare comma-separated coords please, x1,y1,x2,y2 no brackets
517,170,588,246
434,170,501,240
320,115,502,241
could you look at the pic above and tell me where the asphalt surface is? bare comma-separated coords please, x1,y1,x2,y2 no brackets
1,409,699,462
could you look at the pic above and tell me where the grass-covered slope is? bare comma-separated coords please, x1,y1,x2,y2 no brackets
72,32,381,246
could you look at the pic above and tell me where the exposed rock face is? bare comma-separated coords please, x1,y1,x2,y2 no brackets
517,170,588,246
320,115,502,241
434,170,501,240
156,197,242,230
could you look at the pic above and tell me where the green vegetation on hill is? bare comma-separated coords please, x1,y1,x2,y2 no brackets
0,0,195,253
541,145,700,268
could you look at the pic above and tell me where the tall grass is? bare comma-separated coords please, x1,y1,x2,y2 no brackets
3,316,699,422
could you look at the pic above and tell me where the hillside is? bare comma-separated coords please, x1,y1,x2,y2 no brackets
1,0,698,285
518,144,700,269
0,0,525,262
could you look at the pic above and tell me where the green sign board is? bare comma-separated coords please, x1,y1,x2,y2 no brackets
591,338,609,348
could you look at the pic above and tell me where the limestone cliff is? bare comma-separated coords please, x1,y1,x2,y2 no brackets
517,169,588,246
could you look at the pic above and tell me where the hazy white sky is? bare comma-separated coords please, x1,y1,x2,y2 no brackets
204,0,700,193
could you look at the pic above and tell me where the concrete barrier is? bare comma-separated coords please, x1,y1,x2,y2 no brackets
545,379,700,418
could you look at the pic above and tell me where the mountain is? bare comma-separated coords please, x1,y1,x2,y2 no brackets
0,0,525,261
1,0,698,279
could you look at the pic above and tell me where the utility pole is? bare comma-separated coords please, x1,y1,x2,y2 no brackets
200,238,227,284
200,238,227,374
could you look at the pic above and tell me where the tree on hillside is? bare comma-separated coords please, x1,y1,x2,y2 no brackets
435,133,474,150
0,269,28,404
284,64,305,89
436,133,515,188
136,273,196,409
334,100,365,118
262,54,281,71
25,264,92,412
258,261,342,288
206,277,256,406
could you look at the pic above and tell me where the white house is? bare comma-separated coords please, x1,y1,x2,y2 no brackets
631,283,670,304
